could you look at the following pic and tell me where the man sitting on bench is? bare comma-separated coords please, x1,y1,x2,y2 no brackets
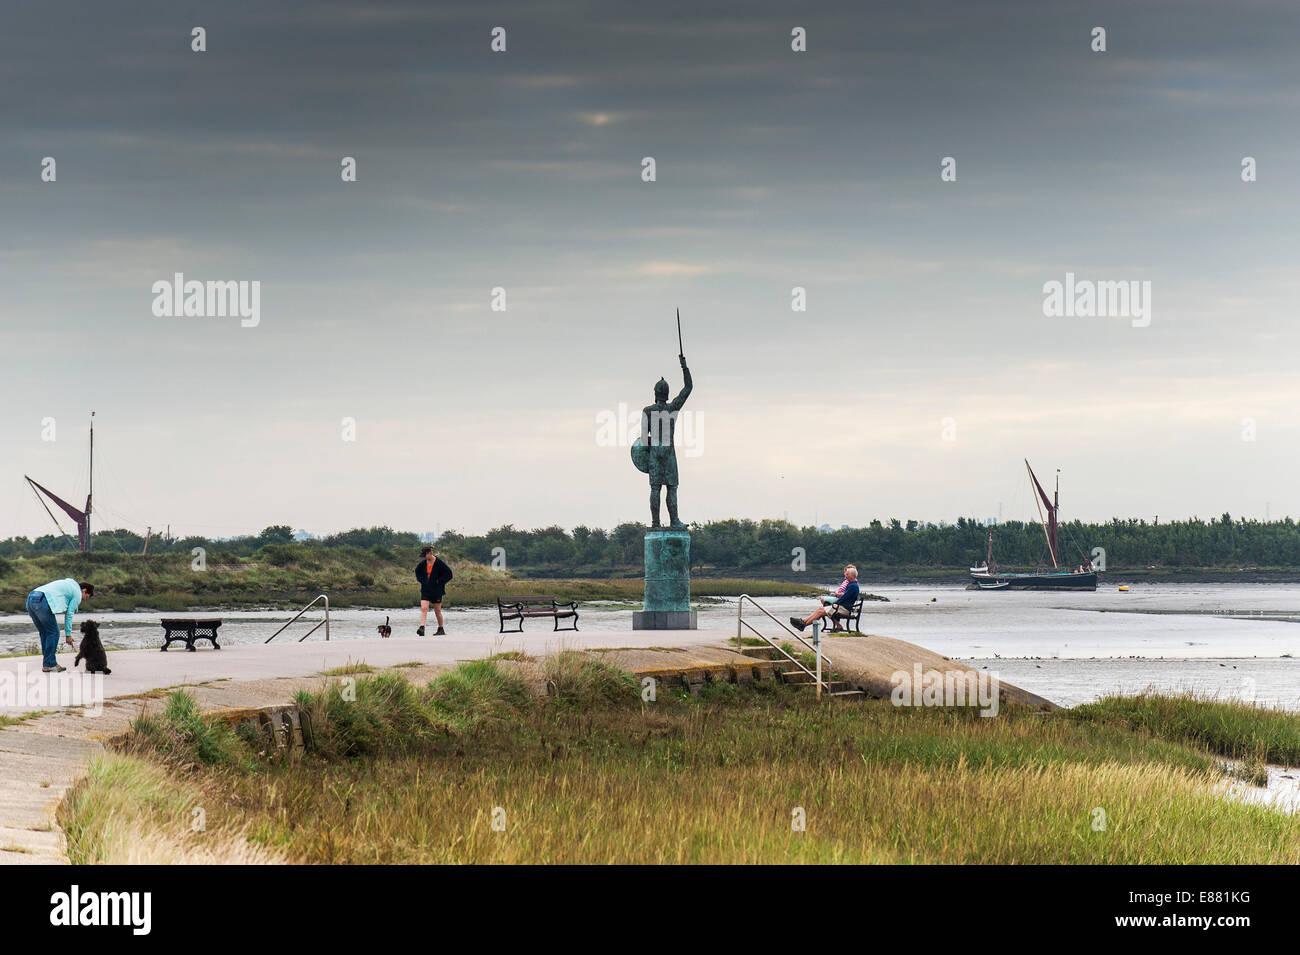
789,565,859,632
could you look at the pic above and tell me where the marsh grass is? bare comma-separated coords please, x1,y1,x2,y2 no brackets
542,650,638,707
1228,759,1271,787
303,672,447,758
65,669,1300,865
128,690,253,769
0,547,820,612
423,660,533,734
59,751,286,864
1070,691,1300,765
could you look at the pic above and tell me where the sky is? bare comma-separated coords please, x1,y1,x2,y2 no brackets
3,0,1300,541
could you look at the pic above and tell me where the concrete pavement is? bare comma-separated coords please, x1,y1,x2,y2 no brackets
0,628,733,717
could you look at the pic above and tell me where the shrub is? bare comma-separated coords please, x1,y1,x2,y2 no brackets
425,660,532,732
258,544,296,567
304,672,444,758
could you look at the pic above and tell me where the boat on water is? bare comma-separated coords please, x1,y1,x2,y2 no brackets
969,460,1097,591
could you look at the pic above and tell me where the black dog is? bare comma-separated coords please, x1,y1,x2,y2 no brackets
377,615,392,639
75,620,112,675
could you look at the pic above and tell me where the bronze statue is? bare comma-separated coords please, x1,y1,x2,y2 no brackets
631,312,693,528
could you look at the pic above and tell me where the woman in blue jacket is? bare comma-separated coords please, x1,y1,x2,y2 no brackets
26,578,93,672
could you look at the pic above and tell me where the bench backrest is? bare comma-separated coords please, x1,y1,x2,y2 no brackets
497,596,559,607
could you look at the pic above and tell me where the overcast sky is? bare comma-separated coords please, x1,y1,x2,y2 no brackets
3,0,1300,541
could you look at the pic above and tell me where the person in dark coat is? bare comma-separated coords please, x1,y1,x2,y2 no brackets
415,545,453,635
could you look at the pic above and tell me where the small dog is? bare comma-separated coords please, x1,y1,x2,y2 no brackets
75,620,111,675
376,615,392,639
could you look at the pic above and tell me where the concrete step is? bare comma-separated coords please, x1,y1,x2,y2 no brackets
775,669,865,700
0,824,63,860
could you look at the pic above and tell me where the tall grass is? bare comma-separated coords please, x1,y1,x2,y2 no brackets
63,670,1300,865
129,690,252,768
423,659,533,730
542,651,639,707
59,752,285,864
302,672,448,759
1069,691,1300,765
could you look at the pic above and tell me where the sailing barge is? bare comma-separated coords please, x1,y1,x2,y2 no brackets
969,460,1097,591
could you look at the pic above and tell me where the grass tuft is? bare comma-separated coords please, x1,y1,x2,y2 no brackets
320,662,375,676
303,672,445,759
1069,691,1300,766
542,651,638,707
129,691,252,768
424,659,532,733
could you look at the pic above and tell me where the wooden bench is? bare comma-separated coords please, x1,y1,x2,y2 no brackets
497,596,579,634
160,618,223,651
823,597,864,633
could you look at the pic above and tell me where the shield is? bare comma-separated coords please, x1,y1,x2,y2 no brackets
630,439,650,474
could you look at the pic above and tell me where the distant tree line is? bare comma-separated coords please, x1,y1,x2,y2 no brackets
441,514,1300,573
2,514,1296,573
0,525,424,560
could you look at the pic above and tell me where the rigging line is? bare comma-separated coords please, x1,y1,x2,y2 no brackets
93,501,149,533
96,522,134,556
1059,521,1090,564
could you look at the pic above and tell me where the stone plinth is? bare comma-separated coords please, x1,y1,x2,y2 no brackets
632,527,698,630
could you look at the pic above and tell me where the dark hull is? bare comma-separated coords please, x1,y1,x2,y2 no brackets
970,571,1097,591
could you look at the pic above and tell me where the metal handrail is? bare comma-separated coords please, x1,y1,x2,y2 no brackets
735,594,832,697
265,593,330,644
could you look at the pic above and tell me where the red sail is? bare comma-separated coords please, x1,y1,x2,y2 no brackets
1024,460,1058,568
25,476,90,551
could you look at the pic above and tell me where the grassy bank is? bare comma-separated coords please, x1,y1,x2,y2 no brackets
0,550,819,613
59,664,1300,864
1071,692,1300,766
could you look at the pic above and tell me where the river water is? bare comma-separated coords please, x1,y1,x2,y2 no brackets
2,583,1297,709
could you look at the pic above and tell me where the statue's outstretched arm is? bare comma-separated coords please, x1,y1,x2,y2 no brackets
670,358,693,411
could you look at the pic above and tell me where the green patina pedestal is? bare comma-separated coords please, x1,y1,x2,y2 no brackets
632,528,698,630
